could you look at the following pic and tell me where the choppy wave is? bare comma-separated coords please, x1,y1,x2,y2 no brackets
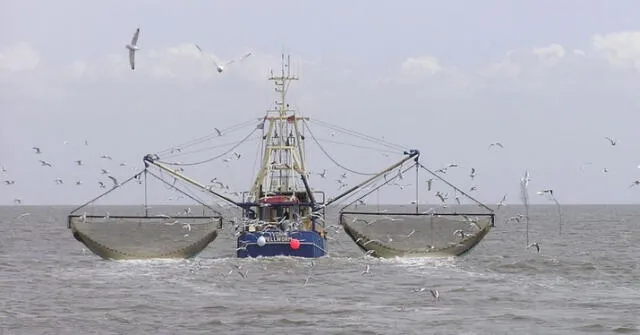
0,205,638,334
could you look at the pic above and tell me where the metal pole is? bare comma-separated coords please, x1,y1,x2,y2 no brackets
415,162,419,214
144,169,149,216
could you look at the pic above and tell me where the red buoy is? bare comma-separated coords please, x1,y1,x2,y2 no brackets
289,238,300,250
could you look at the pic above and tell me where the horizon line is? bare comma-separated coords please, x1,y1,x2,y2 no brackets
2,203,640,207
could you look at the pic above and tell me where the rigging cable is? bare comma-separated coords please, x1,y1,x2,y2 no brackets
302,120,379,176
160,137,261,161
157,128,260,166
417,162,494,213
154,118,259,156
313,138,399,155
309,119,409,152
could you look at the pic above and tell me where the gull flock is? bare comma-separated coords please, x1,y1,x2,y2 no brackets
125,28,252,73
2,27,638,298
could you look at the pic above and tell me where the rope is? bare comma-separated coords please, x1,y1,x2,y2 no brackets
159,137,260,160
339,163,415,211
157,128,259,166
145,169,223,216
309,119,409,152
154,119,259,156
302,121,380,176
70,170,145,214
417,162,494,213
313,138,399,155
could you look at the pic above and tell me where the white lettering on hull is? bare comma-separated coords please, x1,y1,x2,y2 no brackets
264,233,291,243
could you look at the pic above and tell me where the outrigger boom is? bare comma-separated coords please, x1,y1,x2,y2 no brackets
142,154,241,209
142,150,420,215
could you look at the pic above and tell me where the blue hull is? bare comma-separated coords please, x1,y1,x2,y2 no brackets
237,230,326,258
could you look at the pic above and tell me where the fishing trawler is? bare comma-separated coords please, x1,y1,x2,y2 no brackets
229,54,328,258
67,53,495,261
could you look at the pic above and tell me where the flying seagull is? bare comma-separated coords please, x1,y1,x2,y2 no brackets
108,175,119,188
488,142,504,149
125,28,141,70
605,137,616,146
195,45,252,73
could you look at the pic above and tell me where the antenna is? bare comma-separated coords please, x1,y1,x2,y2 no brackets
268,53,299,118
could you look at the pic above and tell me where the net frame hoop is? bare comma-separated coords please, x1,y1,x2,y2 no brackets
68,214,224,224
339,210,496,225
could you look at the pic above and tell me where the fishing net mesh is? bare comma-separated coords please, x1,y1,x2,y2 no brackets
68,167,226,260
335,160,495,257
340,212,493,257
69,215,221,260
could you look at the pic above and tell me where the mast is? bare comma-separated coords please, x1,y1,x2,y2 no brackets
249,54,309,201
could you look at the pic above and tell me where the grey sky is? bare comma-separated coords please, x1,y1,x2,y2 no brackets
2,0,640,205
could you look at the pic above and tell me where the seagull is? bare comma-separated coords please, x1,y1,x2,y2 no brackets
195,45,252,73
426,178,434,191
101,169,109,174
214,128,223,136
430,289,440,301
489,142,504,149
14,198,22,205
469,168,476,180
630,180,640,187
100,155,112,160
98,181,106,189
527,242,540,253
125,28,141,70
54,178,63,185
317,169,327,178
108,175,119,188
4,180,16,185
361,264,370,275
496,194,507,209
537,189,554,196
39,160,52,167
75,160,83,166
605,136,616,146
32,147,41,154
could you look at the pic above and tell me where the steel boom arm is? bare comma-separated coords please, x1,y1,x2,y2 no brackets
320,149,420,209
142,154,241,208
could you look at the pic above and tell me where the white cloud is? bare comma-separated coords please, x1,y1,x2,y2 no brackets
401,55,442,76
0,43,40,72
533,43,566,62
592,31,640,71
480,50,522,78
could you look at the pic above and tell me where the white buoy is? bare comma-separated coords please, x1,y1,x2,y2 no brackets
257,235,266,247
